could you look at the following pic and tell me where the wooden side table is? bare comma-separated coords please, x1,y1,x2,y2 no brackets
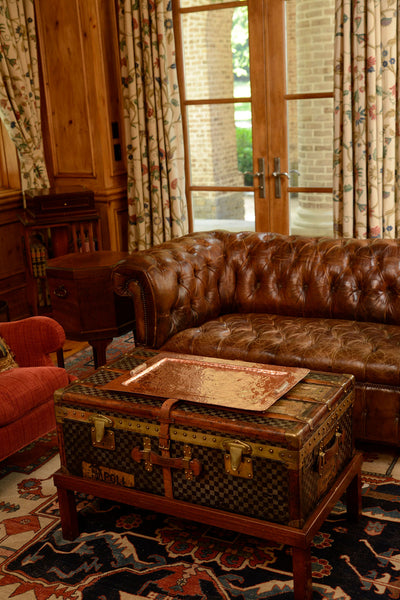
19,186,101,316
46,251,134,368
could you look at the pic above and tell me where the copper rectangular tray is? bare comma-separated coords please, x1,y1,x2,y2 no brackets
101,353,309,411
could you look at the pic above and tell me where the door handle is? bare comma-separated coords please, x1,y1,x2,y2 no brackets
272,157,289,198
244,157,265,198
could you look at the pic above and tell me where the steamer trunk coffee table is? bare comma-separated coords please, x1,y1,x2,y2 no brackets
53,348,362,600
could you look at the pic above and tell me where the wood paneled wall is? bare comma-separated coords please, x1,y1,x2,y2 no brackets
36,0,126,190
0,0,129,318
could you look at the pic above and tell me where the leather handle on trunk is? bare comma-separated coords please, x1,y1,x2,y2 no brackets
317,429,344,475
131,441,201,480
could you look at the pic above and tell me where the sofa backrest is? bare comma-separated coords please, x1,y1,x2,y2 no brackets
113,230,400,347
224,231,400,324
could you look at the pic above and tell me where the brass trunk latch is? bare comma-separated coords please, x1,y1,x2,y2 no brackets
182,444,196,481
222,439,253,478
142,436,153,472
89,415,115,450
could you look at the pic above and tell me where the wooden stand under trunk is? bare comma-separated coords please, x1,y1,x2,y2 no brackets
54,451,362,600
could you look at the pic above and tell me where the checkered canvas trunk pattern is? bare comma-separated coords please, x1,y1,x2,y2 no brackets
56,348,355,528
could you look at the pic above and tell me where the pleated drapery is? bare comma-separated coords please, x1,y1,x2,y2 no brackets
118,0,188,251
333,0,400,238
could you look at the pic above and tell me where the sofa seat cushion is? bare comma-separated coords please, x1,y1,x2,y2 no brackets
0,366,70,427
161,313,400,386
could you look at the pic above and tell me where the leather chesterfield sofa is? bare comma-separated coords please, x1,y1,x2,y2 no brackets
113,230,400,447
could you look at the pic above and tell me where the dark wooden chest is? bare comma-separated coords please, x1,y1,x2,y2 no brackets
55,348,355,529
46,251,134,367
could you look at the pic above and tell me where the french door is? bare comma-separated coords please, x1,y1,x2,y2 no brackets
173,0,334,235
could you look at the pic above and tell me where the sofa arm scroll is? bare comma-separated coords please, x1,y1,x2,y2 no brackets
113,233,227,348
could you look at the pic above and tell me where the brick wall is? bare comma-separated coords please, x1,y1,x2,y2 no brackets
288,0,335,232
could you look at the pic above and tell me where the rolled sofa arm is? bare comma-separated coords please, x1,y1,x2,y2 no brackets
112,232,228,348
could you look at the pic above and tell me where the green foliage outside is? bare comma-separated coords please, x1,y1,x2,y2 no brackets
232,7,249,82
236,127,253,185
232,7,252,181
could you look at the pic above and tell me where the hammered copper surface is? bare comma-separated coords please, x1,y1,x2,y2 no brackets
102,352,309,411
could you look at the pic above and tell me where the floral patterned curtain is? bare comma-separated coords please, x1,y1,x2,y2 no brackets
333,0,400,238
0,0,49,191
118,0,188,252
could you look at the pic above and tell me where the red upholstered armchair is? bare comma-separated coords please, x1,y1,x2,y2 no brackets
0,316,74,462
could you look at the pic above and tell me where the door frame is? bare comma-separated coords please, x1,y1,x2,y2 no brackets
173,0,290,234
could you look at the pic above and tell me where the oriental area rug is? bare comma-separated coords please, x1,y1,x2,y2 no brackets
1,338,400,599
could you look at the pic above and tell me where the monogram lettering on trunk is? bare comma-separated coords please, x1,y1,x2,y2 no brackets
82,461,135,488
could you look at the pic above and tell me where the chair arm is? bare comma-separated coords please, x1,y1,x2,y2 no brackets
0,316,66,367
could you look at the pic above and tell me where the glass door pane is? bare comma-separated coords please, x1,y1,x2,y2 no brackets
285,0,335,236
180,3,255,232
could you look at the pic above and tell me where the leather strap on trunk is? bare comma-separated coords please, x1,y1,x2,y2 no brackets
159,397,181,497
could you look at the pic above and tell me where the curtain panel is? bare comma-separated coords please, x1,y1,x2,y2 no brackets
0,0,49,191
118,0,188,252
333,0,400,239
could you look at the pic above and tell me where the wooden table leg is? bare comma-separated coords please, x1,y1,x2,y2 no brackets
89,338,112,368
56,485,79,540
292,546,313,600
346,459,363,521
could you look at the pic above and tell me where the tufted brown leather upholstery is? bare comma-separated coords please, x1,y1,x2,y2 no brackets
113,230,400,446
